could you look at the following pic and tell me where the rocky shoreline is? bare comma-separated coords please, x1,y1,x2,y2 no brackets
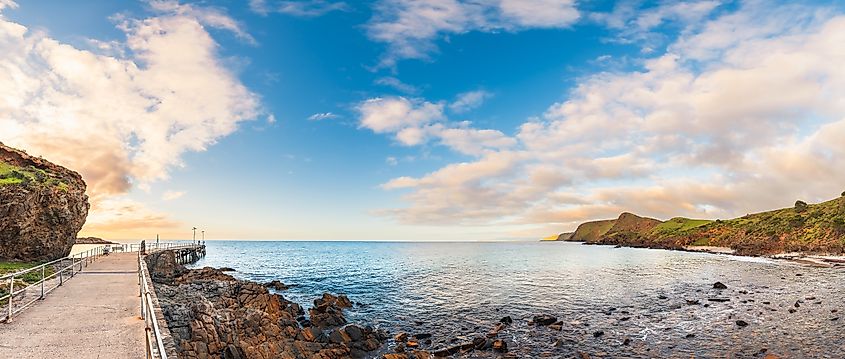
575,240,845,268
147,250,388,359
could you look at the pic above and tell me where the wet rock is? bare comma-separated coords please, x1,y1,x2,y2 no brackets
622,338,631,345
619,317,630,322
431,342,474,357
794,301,801,308
708,298,730,302
658,294,668,300
533,314,557,326
219,267,236,272
736,320,749,327
713,282,728,289
492,339,507,352
685,333,695,338
686,299,700,305
395,332,409,342
831,317,840,321
472,337,488,350
263,280,288,291
593,331,604,338
406,340,420,349
548,321,563,331
788,309,797,314
414,333,432,340
500,316,513,325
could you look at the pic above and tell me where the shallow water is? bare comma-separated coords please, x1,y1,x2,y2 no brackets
189,241,845,358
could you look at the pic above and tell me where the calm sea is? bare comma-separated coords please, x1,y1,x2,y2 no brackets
189,241,845,358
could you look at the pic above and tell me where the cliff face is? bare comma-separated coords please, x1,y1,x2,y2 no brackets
0,143,89,261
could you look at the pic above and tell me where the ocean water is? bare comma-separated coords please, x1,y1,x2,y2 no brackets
189,241,845,358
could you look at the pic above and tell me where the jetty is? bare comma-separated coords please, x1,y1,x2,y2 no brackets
0,243,206,359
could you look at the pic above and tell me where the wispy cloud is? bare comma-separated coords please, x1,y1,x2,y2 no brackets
367,0,579,68
148,0,257,44
449,90,492,113
162,190,186,201
308,112,339,121
249,0,348,17
375,76,419,94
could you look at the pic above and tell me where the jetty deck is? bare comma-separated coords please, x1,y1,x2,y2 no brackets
0,252,146,359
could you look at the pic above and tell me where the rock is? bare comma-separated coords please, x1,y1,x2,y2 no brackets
658,295,668,300
623,338,631,345
788,309,797,314
593,331,604,338
406,340,420,348
685,333,695,338
395,332,409,342
263,280,288,291
713,282,728,290
500,316,513,325
533,314,557,326
472,337,488,350
708,298,730,302
148,249,386,359
548,322,563,331
736,320,749,327
831,317,840,321
686,299,700,305
412,350,432,359
383,354,408,359
492,339,507,352
414,333,432,340
219,267,236,272
0,143,89,261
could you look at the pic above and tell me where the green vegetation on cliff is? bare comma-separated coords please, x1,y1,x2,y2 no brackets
554,195,845,256
0,161,68,189
570,219,616,241
650,218,713,238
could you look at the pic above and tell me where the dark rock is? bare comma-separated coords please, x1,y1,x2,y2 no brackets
414,333,432,340
219,267,236,272
686,299,700,305
263,279,288,291
500,316,513,325
593,331,604,338
708,298,730,302
395,332,409,342
713,282,728,290
492,339,507,352
736,320,749,327
533,314,557,326
623,338,631,345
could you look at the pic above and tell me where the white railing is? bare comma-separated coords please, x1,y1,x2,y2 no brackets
0,245,108,323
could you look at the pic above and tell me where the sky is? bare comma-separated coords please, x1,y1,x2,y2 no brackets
1,0,845,241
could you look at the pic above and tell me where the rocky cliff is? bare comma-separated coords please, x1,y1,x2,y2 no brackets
0,142,89,261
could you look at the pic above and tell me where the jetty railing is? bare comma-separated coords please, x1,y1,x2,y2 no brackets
0,245,108,323
138,243,205,359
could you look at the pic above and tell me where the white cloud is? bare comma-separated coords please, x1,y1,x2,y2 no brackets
356,96,515,154
308,112,339,121
367,0,579,67
0,2,261,233
385,156,398,166
249,0,348,17
375,76,419,94
590,0,722,48
357,97,445,134
449,90,492,113
375,2,845,229
0,0,17,11
148,0,257,44
162,190,186,201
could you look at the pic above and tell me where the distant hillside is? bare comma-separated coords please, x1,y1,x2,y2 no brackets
551,195,845,256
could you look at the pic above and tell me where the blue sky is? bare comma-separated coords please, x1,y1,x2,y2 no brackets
2,0,845,240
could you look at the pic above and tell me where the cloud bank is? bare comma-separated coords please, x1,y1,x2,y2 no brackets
368,2,845,231
0,1,261,236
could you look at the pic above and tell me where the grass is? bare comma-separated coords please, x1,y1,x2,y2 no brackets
0,161,68,190
650,217,713,239
570,219,616,242
0,261,56,284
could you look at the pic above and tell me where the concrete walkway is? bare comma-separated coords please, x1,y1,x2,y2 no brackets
0,253,146,359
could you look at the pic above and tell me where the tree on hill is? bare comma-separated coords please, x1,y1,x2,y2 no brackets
794,200,808,212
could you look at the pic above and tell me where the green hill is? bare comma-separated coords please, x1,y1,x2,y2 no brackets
553,195,845,256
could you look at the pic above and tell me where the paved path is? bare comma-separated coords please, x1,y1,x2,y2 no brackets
0,253,146,359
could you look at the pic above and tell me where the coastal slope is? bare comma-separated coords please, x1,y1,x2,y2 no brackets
551,195,845,256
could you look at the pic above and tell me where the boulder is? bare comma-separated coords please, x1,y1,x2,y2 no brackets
533,314,557,326
0,143,89,261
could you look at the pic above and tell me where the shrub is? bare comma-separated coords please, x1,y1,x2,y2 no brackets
841,191,845,197
794,200,808,213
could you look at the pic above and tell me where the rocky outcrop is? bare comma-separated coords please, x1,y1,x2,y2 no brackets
147,250,387,359
75,237,117,245
0,143,89,261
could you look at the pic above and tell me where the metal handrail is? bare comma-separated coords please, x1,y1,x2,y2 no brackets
138,243,205,359
1,245,107,323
